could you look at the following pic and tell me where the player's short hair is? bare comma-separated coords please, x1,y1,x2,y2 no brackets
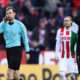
6,6,15,12
64,16,72,21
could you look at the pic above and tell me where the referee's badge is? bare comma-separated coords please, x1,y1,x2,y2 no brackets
13,34,16,38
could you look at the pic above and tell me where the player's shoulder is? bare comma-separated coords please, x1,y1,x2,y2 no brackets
57,28,61,33
57,28,64,33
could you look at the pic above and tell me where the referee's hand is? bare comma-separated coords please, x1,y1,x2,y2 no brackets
3,16,8,22
26,53,30,61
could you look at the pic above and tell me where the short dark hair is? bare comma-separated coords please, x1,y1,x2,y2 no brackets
6,6,15,12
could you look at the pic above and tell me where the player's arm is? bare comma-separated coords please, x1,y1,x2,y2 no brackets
55,29,61,63
71,15,80,53
71,31,77,53
70,22,78,57
21,23,30,60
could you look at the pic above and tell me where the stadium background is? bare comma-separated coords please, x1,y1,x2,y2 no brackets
0,0,80,80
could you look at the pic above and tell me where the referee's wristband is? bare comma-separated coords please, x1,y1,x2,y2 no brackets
26,52,30,54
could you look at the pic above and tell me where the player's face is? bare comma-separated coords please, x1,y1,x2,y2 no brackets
6,9,15,21
63,17,72,28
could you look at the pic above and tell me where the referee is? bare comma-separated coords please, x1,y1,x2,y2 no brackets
70,15,80,75
0,6,30,80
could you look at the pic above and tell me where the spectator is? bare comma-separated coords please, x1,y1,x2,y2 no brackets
48,17,57,50
60,0,72,5
21,0,32,15
24,7,39,31
40,16,48,25
16,11,25,23
71,8,78,18
25,0,32,9
34,0,46,7
9,0,24,14
0,5,5,22
31,21,49,50
45,0,60,13
21,0,31,15
55,7,64,27
64,3,72,16
0,0,8,7
27,40,40,64
73,0,80,9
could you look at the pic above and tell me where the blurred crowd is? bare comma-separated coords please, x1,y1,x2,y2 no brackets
0,0,80,63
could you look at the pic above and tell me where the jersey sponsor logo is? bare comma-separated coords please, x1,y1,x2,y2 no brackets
61,37,71,40
60,28,71,58
13,34,16,38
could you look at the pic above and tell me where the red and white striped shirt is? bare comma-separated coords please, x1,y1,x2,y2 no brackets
56,27,72,58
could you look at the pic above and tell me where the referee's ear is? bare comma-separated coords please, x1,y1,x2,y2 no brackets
13,12,16,18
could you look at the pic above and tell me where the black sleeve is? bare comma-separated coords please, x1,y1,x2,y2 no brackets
73,15,80,25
